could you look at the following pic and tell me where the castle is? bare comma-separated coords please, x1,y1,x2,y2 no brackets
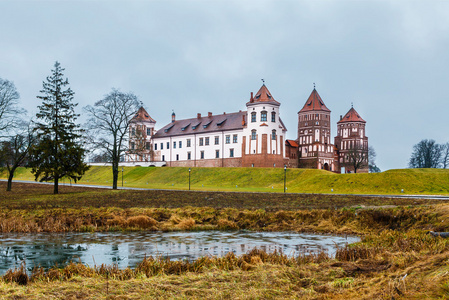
125,84,368,173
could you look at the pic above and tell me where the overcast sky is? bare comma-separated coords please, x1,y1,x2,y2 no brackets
1,0,448,171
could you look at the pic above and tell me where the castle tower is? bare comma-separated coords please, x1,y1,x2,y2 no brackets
126,106,156,162
241,84,287,167
297,87,336,171
334,106,368,173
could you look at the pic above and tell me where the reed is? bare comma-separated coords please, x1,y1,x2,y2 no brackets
2,264,28,286
2,204,449,235
2,248,332,285
3,232,449,298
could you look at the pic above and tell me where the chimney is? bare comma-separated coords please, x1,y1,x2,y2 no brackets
197,113,201,119
208,112,212,117
242,114,246,126
250,92,254,103
171,111,176,123
340,115,342,120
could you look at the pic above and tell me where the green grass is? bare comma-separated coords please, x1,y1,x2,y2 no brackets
3,166,449,195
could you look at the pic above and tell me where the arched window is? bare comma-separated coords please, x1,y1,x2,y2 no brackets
251,130,257,140
260,111,267,122
271,112,276,122
251,112,256,122
272,130,276,140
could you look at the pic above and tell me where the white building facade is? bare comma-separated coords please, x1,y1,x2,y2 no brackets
126,84,288,168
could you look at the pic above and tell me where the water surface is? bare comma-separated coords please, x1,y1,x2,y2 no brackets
0,231,359,274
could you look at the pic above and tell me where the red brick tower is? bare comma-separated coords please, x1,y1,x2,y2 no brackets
297,87,336,171
334,106,368,173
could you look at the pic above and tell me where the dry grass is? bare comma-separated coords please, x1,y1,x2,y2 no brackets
3,232,449,298
217,218,239,230
3,182,449,298
126,215,158,229
0,195,448,235
177,217,196,230
0,204,446,235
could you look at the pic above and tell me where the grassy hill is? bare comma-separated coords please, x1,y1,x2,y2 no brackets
2,166,449,195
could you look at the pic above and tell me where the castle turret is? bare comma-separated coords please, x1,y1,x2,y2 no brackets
297,87,335,171
241,84,287,167
126,106,156,162
334,106,368,173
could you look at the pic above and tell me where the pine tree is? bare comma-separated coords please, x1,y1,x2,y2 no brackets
29,61,89,194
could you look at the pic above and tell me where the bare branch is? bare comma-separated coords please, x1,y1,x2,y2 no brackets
83,88,140,189
0,78,25,135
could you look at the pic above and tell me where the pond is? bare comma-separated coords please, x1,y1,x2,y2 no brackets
0,231,359,274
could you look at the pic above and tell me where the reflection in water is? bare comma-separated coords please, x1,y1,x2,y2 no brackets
0,231,359,274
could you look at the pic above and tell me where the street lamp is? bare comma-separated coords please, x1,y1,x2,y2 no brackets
284,165,287,193
121,167,124,187
189,168,191,190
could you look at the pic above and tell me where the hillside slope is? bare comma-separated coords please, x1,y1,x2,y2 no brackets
2,167,449,195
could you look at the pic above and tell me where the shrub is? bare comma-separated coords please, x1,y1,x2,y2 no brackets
3,264,29,285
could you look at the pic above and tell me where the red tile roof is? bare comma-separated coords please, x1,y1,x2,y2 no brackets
247,84,280,106
132,107,156,123
285,139,299,147
299,88,330,113
338,107,366,123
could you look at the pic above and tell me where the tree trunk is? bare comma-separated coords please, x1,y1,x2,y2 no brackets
6,169,14,191
54,177,59,194
112,165,118,190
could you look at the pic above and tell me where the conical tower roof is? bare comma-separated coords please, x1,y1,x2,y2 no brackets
247,84,280,106
131,106,156,123
299,88,330,113
338,107,366,123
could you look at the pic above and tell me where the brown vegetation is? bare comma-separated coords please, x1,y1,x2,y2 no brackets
0,182,445,235
0,204,446,235
3,231,449,299
3,182,449,298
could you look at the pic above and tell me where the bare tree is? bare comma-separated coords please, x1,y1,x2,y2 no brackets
84,89,140,189
409,139,442,168
441,143,449,169
0,124,34,191
368,146,381,173
0,78,23,135
90,151,110,163
346,143,368,173
127,128,154,162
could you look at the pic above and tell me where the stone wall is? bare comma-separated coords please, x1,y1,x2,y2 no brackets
241,153,286,168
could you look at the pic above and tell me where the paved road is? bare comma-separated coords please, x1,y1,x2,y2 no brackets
2,179,449,200
0,179,148,190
